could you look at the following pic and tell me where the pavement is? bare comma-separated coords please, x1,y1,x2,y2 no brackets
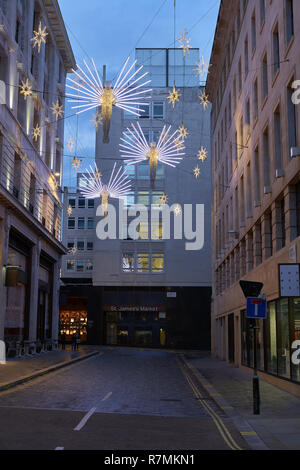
183,353,300,450
0,347,300,450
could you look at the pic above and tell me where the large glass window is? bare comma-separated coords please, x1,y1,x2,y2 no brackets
68,218,75,230
137,191,149,206
153,102,164,119
122,253,135,272
137,253,149,273
78,218,85,230
138,222,149,240
277,298,290,379
152,254,164,273
78,197,85,209
137,162,150,180
265,301,277,374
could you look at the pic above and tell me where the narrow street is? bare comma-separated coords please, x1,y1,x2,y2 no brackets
0,348,247,450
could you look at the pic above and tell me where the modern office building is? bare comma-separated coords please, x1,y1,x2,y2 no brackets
0,0,75,354
60,48,212,349
207,0,300,394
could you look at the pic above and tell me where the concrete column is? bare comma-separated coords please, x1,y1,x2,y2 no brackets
0,214,10,341
234,247,240,283
253,223,262,267
284,185,297,243
51,260,60,343
28,239,41,341
261,212,272,260
272,200,284,252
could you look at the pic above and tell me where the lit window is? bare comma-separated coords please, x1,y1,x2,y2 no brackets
138,222,149,240
137,253,149,273
86,261,93,271
122,253,135,272
151,222,163,240
152,254,164,273
137,191,149,206
67,260,75,271
76,260,84,272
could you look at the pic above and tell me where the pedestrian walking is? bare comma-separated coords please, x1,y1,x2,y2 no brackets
60,332,66,350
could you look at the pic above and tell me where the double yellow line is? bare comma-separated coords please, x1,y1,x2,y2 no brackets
177,359,242,451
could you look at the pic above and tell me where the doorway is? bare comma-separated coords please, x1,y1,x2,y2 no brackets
228,313,235,363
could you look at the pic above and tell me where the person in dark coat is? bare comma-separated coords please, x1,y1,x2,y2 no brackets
60,332,66,350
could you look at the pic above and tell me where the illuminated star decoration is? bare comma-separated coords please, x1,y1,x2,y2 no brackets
51,99,64,121
91,108,103,131
31,21,48,53
168,85,181,108
19,78,32,100
174,204,182,216
68,246,77,255
194,165,200,179
178,124,188,140
174,137,185,153
199,90,210,111
67,137,74,153
177,28,192,57
72,157,81,171
120,122,185,188
160,194,168,205
79,162,131,217
198,147,208,162
67,205,73,216
32,124,41,142
194,55,211,81
66,57,152,143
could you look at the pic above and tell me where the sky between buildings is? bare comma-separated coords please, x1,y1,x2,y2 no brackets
58,0,220,187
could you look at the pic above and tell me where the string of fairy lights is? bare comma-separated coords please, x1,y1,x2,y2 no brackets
17,3,216,217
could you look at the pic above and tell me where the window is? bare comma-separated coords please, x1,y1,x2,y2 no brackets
86,261,93,272
137,253,149,273
124,165,135,179
137,162,150,180
88,199,94,209
151,222,163,240
263,127,270,190
153,101,164,119
273,25,280,76
244,37,249,76
251,11,256,53
67,260,75,272
78,197,85,209
69,199,76,208
291,298,300,382
277,299,290,379
274,105,282,172
139,104,150,119
152,254,164,273
265,302,277,374
67,241,75,250
287,80,297,153
68,218,75,230
137,191,149,206
254,145,261,205
76,260,84,272
78,218,85,230
262,53,268,100
253,79,258,121
138,222,149,240
77,241,84,251
88,218,94,230
260,0,265,26
122,253,135,272
87,241,93,251
286,0,294,44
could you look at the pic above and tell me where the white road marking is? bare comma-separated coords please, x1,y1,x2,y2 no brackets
101,392,112,401
73,407,97,431
55,447,64,450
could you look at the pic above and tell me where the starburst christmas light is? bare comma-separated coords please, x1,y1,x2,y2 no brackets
198,147,208,162
79,162,131,217
19,79,32,100
31,21,48,53
174,204,182,216
68,246,77,255
67,137,74,153
120,122,185,188
199,90,210,111
177,28,192,56
168,85,181,108
32,124,41,142
194,55,211,81
51,99,64,121
194,165,200,179
67,205,73,216
178,124,188,140
66,57,152,143
72,157,81,171
160,194,168,205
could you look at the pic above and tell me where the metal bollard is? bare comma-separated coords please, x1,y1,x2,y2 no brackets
0,340,6,364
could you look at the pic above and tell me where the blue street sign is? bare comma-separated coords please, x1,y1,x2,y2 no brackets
246,297,267,319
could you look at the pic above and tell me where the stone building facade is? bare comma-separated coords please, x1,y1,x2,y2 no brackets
207,0,300,394
0,0,75,354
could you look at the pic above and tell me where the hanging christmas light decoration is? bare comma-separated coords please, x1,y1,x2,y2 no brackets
174,136,185,153
31,21,48,53
67,205,73,216
72,157,81,171
178,124,188,140
67,137,74,153
68,246,77,255
194,165,200,179
66,57,152,143
79,162,131,217
177,28,192,57
160,194,168,205
32,124,41,142
174,204,182,216
198,147,208,162
120,122,185,188
194,55,211,81
19,79,32,100
199,90,210,111
51,99,64,121
168,85,181,108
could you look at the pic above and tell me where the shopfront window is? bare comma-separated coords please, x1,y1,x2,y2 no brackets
291,298,300,382
137,253,149,273
152,254,164,272
277,298,290,379
265,301,277,374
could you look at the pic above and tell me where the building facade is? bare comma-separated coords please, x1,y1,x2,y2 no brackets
0,0,75,354
207,0,300,394
60,48,212,349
